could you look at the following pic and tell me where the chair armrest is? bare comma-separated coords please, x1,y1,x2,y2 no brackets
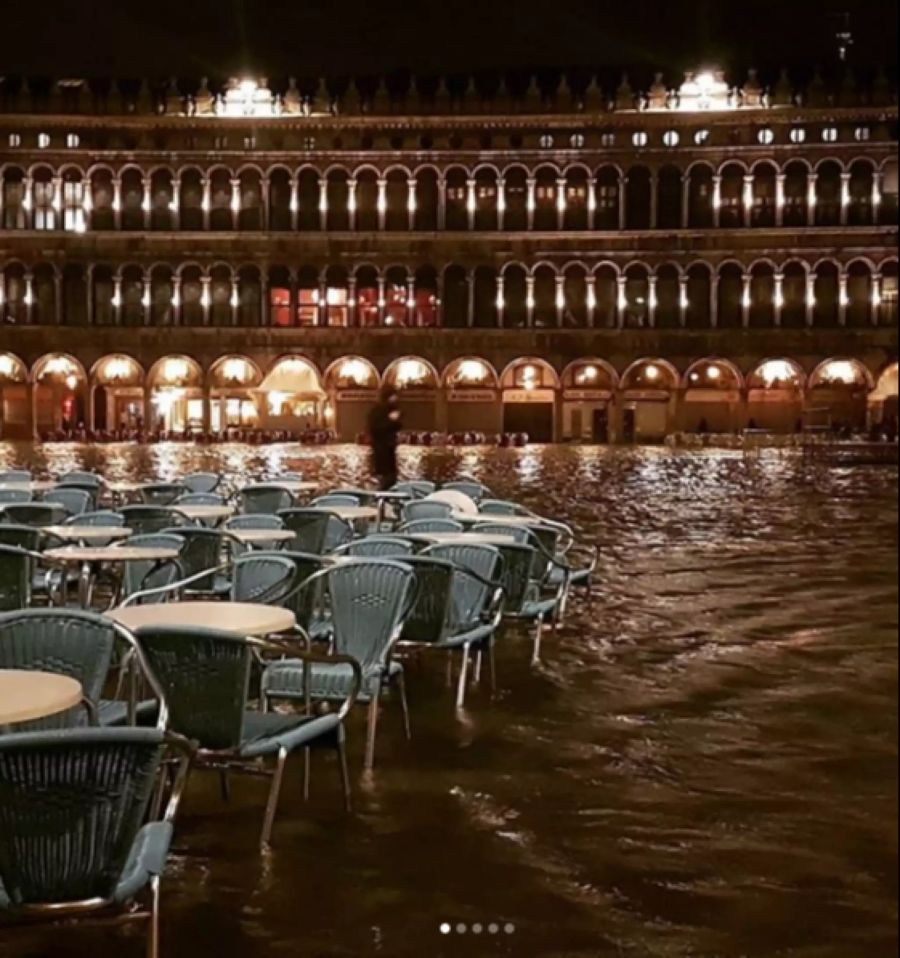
120,561,232,607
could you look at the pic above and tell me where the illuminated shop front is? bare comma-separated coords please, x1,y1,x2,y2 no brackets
746,359,806,432
444,358,501,435
32,354,87,434
209,356,262,433
147,356,204,435
383,357,439,433
256,356,326,431
90,354,145,433
680,359,744,433
619,359,679,442
561,360,618,443
501,360,559,442
325,357,380,441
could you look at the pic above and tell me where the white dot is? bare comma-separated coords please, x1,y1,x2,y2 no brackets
488,923,500,935
472,923,483,935
440,923,451,936
456,923,468,935
504,923,516,935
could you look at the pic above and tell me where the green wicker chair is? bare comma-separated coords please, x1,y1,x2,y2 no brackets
398,518,465,536
182,472,222,494
59,470,104,488
120,506,191,536
0,727,191,958
278,508,352,556
43,488,93,517
442,479,492,503
0,489,32,506
0,470,31,484
391,480,435,499
263,560,416,770
119,534,186,606
134,626,361,846
401,500,453,523
333,536,417,559
2,503,68,528
139,484,187,507
240,484,294,515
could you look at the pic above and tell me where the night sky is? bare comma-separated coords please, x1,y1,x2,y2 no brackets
0,0,896,85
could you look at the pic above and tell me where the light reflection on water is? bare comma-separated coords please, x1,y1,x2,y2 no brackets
2,442,897,958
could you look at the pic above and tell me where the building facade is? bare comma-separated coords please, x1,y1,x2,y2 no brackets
0,70,897,441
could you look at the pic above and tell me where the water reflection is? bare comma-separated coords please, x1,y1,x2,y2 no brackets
2,443,897,958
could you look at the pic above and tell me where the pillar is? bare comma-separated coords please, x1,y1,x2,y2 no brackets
51,175,62,230
872,274,882,326
377,277,386,325
290,177,300,230
840,172,851,225
743,174,754,227
466,271,475,327
498,175,507,230
143,277,152,327
54,272,63,324
437,174,447,230
806,273,816,327
741,273,751,328
347,178,357,231
260,175,270,230
170,176,181,230
526,275,535,327
774,272,784,327
712,174,722,227
588,176,597,230
873,169,884,225
347,277,358,327
648,275,658,328
377,179,387,230
142,176,152,229
201,385,212,435
649,170,659,229
710,273,718,328
556,177,567,230
407,277,416,326
231,278,240,326
807,171,818,226
678,275,689,328
26,381,37,440
407,178,417,230
201,177,211,230
230,178,241,229
112,177,122,229
555,274,565,326
616,276,627,329
23,273,33,323
838,271,848,326
617,173,626,230
466,179,476,230
587,275,597,327
776,173,786,227
319,176,328,231
112,275,122,326
318,280,327,327
171,276,182,326
527,178,536,230
201,275,211,325
496,274,506,327
681,173,690,228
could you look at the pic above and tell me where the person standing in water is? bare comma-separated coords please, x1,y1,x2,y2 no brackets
368,385,403,490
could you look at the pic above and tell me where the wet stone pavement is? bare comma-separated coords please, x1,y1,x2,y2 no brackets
1,443,897,958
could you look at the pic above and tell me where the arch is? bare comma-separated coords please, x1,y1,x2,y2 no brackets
208,355,264,390
871,362,899,401
0,352,28,384
500,358,561,390
90,354,146,387
32,353,88,383
443,357,500,389
261,355,325,390
620,358,680,391
682,358,744,390
561,359,619,390
147,354,204,388
809,358,875,391
324,356,381,390
383,356,440,390
747,358,806,390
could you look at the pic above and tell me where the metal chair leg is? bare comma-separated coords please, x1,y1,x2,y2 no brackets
397,672,412,740
260,747,288,850
532,615,544,665
337,735,352,812
364,686,382,771
456,644,471,709
473,649,483,684
488,640,497,693
219,770,231,803
147,875,161,958
303,747,311,801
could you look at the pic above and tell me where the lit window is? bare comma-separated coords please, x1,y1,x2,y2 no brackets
663,130,680,147
600,132,616,147
214,135,228,150
243,135,256,150
694,129,710,145
8,133,21,147
790,127,807,144
854,126,871,142
539,134,554,149
632,131,648,147
822,127,838,143
37,133,50,149
66,134,80,148
757,127,775,145
570,133,585,149
303,137,317,151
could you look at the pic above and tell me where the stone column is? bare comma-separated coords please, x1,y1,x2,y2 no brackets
142,176,152,229
171,276,182,326
873,169,884,225
498,174,507,231
260,174,270,231
290,177,300,230
526,275,536,327
142,277,152,327
201,177,211,230
587,274,597,327
588,176,597,230
838,271,848,326
555,274,565,326
347,178,357,231
170,175,181,230
407,178,417,230
347,277,358,327
872,273,882,326
54,271,63,324
527,178,536,231
648,275,658,328
496,274,506,327
618,173,627,230
741,273,751,327
319,176,328,231
806,273,816,327
230,178,241,230
51,175,62,230
776,173,786,227
616,276,627,329
231,277,240,326
26,380,37,440
201,275,211,325
319,280,328,327
710,273,718,328
649,170,659,229
743,174,754,227
774,272,784,327
679,275,689,327
807,171,818,226
467,179,477,230
377,277,386,325
681,173,690,228
556,177,567,230
112,177,122,230
840,172,852,225
407,277,416,326
712,174,722,228
377,179,387,231
466,271,475,327
437,174,447,230
112,275,122,325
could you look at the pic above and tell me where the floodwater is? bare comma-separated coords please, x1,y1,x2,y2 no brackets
1,443,897,958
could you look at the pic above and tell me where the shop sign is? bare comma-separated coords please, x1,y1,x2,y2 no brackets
684,389,741,403
622,389,670,402
748,389,797,404
337,390,376,402
563,389,612,402
503,389,555,404
448,390,499,403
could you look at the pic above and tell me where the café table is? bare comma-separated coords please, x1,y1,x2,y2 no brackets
0,479,58,494
227,528,294,549
267,479,319,495
107,601,296,637
45,545,181,608
0,669,84,729
174,504,236,524
418,531,518,547
42,525,133,543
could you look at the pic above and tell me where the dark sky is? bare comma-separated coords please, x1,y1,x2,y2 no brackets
0,0,896,83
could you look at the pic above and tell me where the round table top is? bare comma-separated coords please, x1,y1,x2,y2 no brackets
174,504,236,521
43,525,133,542
0,670,83,726
46,545,180,564
266,480,318,493
423,532,518,546
107,601,296,637
454,512,546,528
427,490,480,516
0,480,57,493
341,488,411,501
106,481,146,493
228,529,294,546
316,505,379,521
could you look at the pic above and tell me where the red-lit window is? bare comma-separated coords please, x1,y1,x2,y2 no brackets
296,289,319,327
384,285,407,327
325,287,348,327
270,287,291,326
358,287,379,327
414,289,438,327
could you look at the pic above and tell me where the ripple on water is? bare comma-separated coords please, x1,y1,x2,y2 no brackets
1,442,896,958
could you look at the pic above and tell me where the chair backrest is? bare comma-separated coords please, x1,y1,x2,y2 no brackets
2,503,68,528
391,480,435,499
256,551,328,632
0,608,116,707
398,557,456,645
323,560,416,672
399,518,464,535
160,527,227,590
120,534,186,602
120,505,189,536
225,514,285,531
480,499,527,516
336,536,416,559
140,483,186,507
240,484,294,516
135,626,252,750
0,470,31,484
422,543,503,633
43,488,93,517
182,472,221,494
312,494,361,509
472,522,531,544
231,554,298,605
442,480,490,503
0,489,32,505
0,544,31,611
0,524,42,552
0,728,166,905
402,500,453,523
487,541,535,613
67,510,126,528
278,508,335,555
175,492,225,507
59,471,103,489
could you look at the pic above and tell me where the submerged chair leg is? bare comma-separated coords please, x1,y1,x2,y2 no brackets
397,672,413,741
473,649,483,684
337,735,353,812
260,747,288,850
456,644,471,709
219,770,231,803
488,640,497,693
532,615,544,665
303,748,311,801
147,875,161,958
364,686,382,771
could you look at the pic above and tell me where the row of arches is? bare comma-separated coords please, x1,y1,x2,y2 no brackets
1,352,895,442
2,157,897,232
2,257,896,329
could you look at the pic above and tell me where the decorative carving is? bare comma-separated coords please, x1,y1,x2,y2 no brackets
195,77,215,116
615,73,635,111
